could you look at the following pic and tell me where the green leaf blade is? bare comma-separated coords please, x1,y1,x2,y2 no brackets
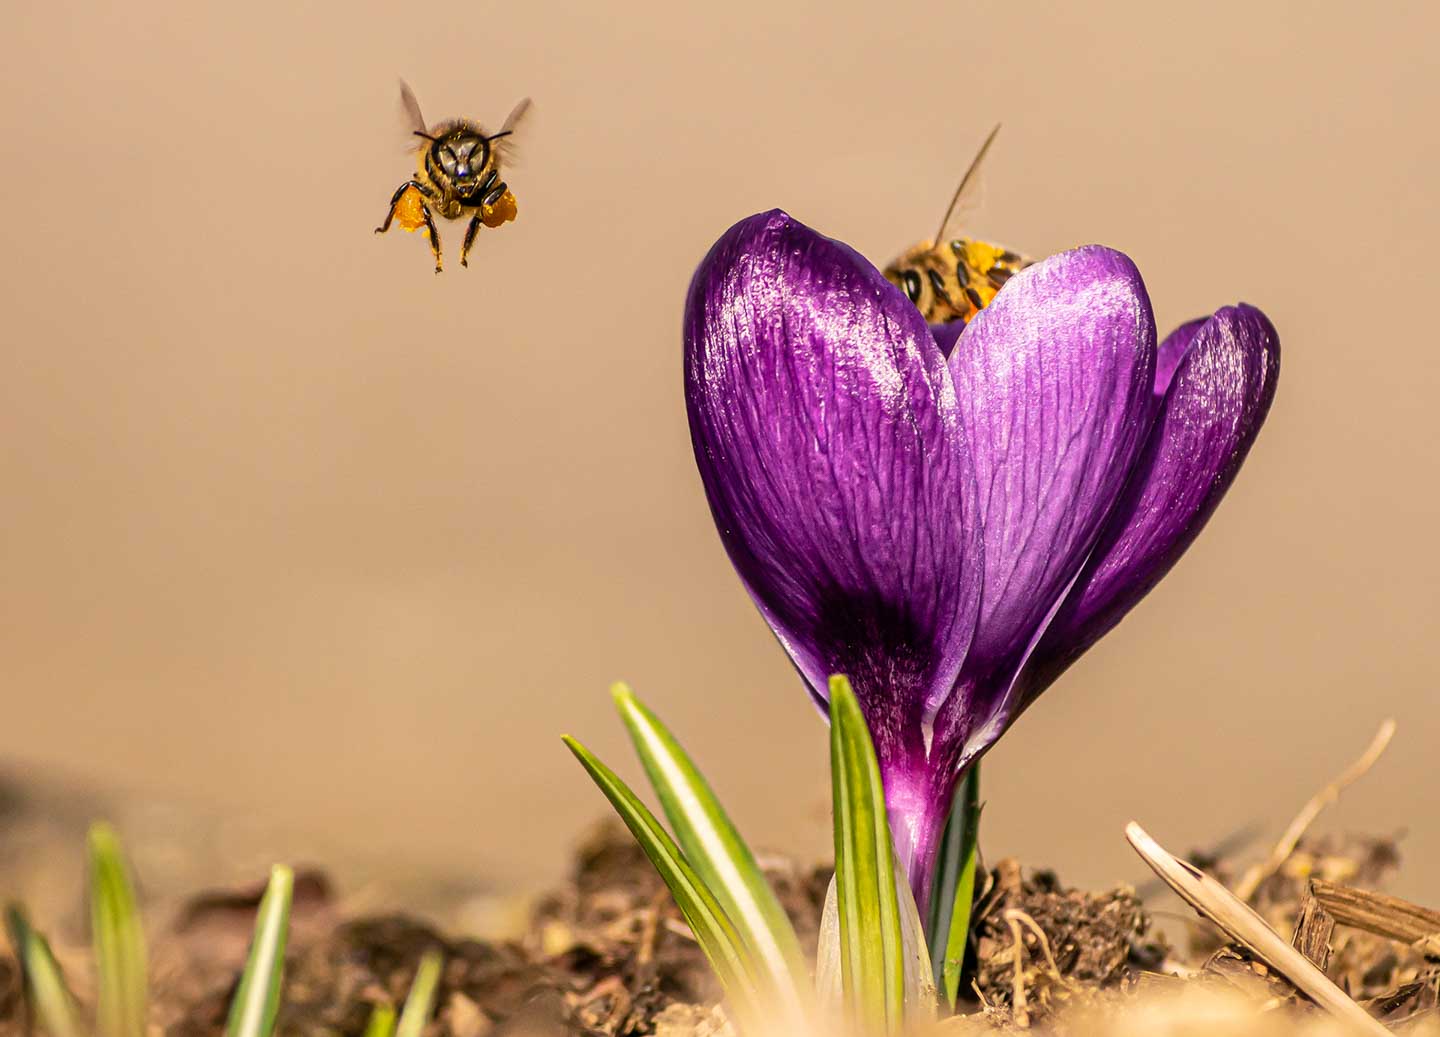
562,734,761,1019
394,949,443,1037
927,765,982,1006
362,1003,397,1037
88,822,148,1037
610,683,809,1006
829,674,905,1033
6,905,84,1037
225,865,294,1037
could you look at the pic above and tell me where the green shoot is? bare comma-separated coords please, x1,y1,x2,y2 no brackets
926,765,982,1006
829,675,905,1032
6,905,83,1037
562,735,763,1023
88,822,148,1037
394,949,444,1037
610,683,810,1012
362,1003,397,1037
225,865,294,1037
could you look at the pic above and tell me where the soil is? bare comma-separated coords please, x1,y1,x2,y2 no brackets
2,817,1437,1036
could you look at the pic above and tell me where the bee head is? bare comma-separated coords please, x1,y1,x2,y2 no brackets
418,129,492,193
883,243,937,319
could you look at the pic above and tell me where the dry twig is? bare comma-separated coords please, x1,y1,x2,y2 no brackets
1234,719,1396,902
1125,822,1390,1036
1005,914,1030,1029
1310,878,1440,956
1290,884,1335,970
1004,909,1071,989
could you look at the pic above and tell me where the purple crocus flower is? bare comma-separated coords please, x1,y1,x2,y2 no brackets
684,210,1279,910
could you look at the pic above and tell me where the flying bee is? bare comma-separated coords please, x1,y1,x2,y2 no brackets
883,125,1034,326
374,80,531,272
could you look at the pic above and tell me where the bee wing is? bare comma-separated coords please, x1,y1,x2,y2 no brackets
934,123,1002,244
501,96,532,135
491,97,532,166
398,78,429,144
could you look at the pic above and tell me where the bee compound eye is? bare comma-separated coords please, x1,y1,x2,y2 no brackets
902,270,923,303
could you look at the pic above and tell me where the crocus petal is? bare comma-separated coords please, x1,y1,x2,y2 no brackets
1020,304,1280,697
683,210,983,846
1155,317,1206,395
930,320,966,361
937,246,1159,760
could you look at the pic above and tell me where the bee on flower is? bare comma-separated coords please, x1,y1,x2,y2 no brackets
685,208,1280,910
883,125,1034,326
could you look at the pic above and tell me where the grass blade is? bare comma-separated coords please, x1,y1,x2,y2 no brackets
610,683,809,1007
926,764,982,1006
562,734,761,1020
362,1003,397,1037
226,865,294,1037
394,949,443,1037
829,674,904,1032
6,905,84,1037
88,822,148,1037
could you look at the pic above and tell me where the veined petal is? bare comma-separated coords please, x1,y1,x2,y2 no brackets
1021,304,1280,695
684,211,983,799
1155,317,1206,395
938,246,1158,756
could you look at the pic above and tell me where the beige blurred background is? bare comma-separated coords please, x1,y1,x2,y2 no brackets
1,0,1436,915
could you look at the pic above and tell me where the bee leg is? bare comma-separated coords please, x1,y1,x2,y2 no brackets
926,268,964,320
373,179,432,234
481,180,508,207
421,202,442,274
460,215,482,268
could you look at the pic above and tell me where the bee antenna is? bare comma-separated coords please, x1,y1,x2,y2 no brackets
413,130,437,142
933,122,1003,244
486,130,514,143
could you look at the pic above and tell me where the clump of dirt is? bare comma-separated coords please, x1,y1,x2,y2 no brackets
160,914,577,1037
966,856,1160,1026
0,952,22,1026
520,824,828,1035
